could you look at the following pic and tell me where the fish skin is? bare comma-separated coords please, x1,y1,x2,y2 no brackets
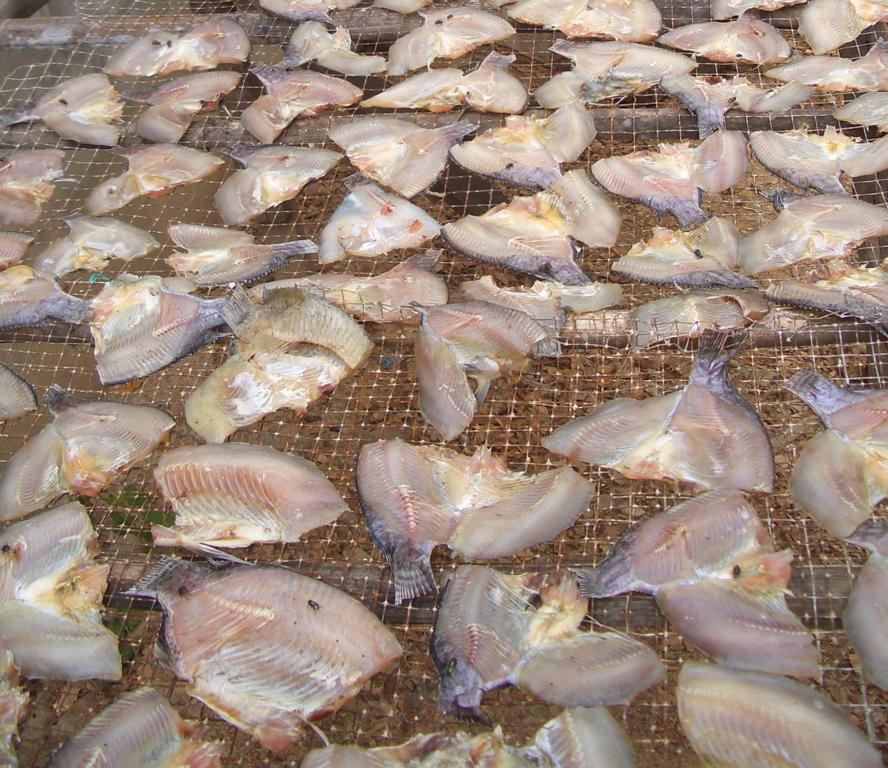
711,0,804,20
0,265,87,329
800,0,888,55
533,706,635,768
52,688,222,768
126,557,402,752
835,92,888,134
765,39,888,92
281,23,387,74
677,662,882,768
520,0,662,42
260,0,360,24
658,17,790,65
0,649,26,767
0,232,31,270
0,149,64,229
0,362,36,422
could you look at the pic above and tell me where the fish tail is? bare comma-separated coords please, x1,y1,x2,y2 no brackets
221,284,254,330
437,120,479,143
51,294,89,325
124,556,205,599
475,51,515,72
391,553,436,605
784,370,851,422
403,249,442,272
846,519,888,554
271,239,318,261
249,64,288,88
43,384,79,413
117,87,153,104
0,108,37,128
278,53,310,70
572,567,606,597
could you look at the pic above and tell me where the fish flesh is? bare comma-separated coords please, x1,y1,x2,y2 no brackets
0,648,26,767
356,439,592,602
0,502,121,680
800,0,888,55
592,131,748,230
738,194,888,275
328,117,477,198
241,65,362,144
386,7,515,76
52,687,222,768
281,22,387,74
416,300,550,439
129,70,242,144
443,169,621,284
361,51,528,113
249,250,448,324
104,19,250,77
1,73,123,147
711,0,804,20
215,145,342,226
536,40,695,107
835,92,888,133
750,127,888,194
786,369,888,538
612,217,754,288
153,443,348,551
432,566,664,717
167,223,316,286
0,362,36,422
0,149,64,229
259,0,360,23
0,265,87,329
90,274,231,385
126,557,402,752
318,182,440,264
450,102,597,189
658,17,790,65
0,232,31,269
508,0,661,42
660,74,813,138
86,144,224,216
33,216,159,278
677,662,882,768
766,39,888,92
0,387,174,520
374,0,429,11
544,330,775,492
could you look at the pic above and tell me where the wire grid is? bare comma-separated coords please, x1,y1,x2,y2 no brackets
0,1,887,765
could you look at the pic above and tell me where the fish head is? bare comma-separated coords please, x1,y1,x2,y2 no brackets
435,648,489,722
723,549,793,590
85,174,140,216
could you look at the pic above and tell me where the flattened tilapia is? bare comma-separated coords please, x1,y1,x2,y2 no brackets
835,92,888,134
0,362,35,422
711,0,803,20
0,648,26,766
0,232,31,269
0,149,64,229
800,0,888,55
356,439,592,603
544,330,775,492
432,567,664,717
0,387,174,520
658,16,790,64
328,117,477,198
0,265,87,330
126,558,402,752
592,131,748,230
766,39,888,92
281,22,386,74
508,0,661,42
259,0,359,24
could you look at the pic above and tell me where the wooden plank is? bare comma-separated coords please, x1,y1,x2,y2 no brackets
0,0,51,19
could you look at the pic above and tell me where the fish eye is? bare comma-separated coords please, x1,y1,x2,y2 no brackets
151,39,162,46
447,13,453,18
106,186,116,194
166,39,173,47
446,658,456,673
177,585,190,596
1,544,9,554
735,52,744,58
732,564,741,578
435,18,444,24
504,162,514,169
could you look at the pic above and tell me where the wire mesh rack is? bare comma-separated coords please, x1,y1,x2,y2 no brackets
0,0,886,765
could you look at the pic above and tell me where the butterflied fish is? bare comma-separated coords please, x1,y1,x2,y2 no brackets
318,182,440,263
766,39,888,92
86,144,224,216
281,22,387,74
90,274,231,385
259,0,359,23
328,117,477,198
153,443,348,551
1,73,123,147
0,362,36,422
104,19,250,77
129,70,242,144
443,169,621,284
613,217,754,288
661,74,813,138
373,0,429,11
0,502,121,680
52,687,221,768
0,265,87,329
33,216,159,278
592,131,748,230
241,65,362,144
0,649,26,767
167,223,316,286
711,0,804,20
432,567,664,717
678,663,881,768
536,40,694,107
544,330,775,491
450,102,597,189
658,17,790,64
0,387,174,520
249,250,448,324
386,7,515,76
215,145,342,226
800,0,888,55
0,149,64,229
357,439,592,603
785,369,888,538
0,232,31,269
126,557,401,752
416,300,550,439
508,0,661,42
738,194,888,275
835,92,888,133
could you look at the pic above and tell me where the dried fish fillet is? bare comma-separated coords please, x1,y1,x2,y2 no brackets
0,649,26,766
678,662,882,768
432,567,664,717
374,0,429,11
508,0,661,42
215,145,342,227
329,117,477,198
0,387,174,520
835,92,888,133
282,22,387,74
0,265,87,330
766,39,888,92
592,131,748,230
0,232,31,270
658,17,790,65
260,0,359,24
126,557,402,752
800,0,888,55
356,439,592,603
0,149,64,229
0,362,36,422
711,0,803,20
845,521,888,690
167,223,316,286
544,330,775,492
86,144,224,216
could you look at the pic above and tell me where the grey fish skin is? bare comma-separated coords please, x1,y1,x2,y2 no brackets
0,265,87,330
0,648,26,767
0,362,36,422
0,149,64,229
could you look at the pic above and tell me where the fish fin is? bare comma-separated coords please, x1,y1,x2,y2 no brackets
250,64,288,89
0,108,38,128
124,556,200,598
472,376,492,407
43,384,79,413
342,171,367,190
218,143,264,167
473,51,516,73
404,249,442,272
759,187,805,211
271,239,319,259
573,567,614,598
391,553,436,605
221,284,254,330
437,119,480,143
846,519,888,554
278,53,310,69
784,370,850,423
